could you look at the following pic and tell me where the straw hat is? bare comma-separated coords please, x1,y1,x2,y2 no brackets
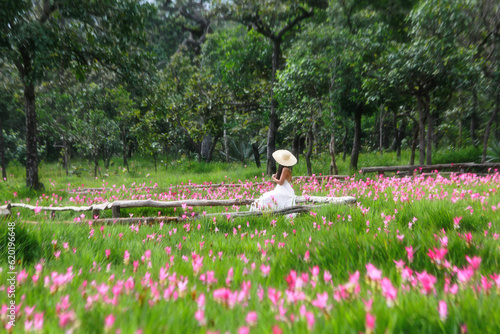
272,150,297,167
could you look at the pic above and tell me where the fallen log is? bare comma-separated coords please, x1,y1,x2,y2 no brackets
295,195,356,205
201,205,314,219
361,163,500,174
0,204,11,217
92,216,181,225
5,196,356,219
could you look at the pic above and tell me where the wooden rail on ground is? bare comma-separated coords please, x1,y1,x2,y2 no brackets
361,163,500,175
63,175,350,193
0,196,356,219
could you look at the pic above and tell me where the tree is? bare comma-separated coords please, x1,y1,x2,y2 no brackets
1,0,152,189
218,0,327,175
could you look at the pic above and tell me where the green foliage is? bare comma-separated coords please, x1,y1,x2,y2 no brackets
433,146,482,164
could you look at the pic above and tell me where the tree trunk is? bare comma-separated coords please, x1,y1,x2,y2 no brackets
0,117,6,181
292,133,300,163
94,153,99,178
410,123,418,166
342,122,348,162
417,95,426,165
426,110,433,165
200,133,212,162
305,129,313,175
63,137,69,177
206,133,220,163
223,114,229,163
482,92,499,163
252,142,261,168
471,88,478,146
350,106,362,170
379,105,385,152
122,126,129,170
329,130,338,175
266,38,281,176
24,82,41,189
397,118,406,161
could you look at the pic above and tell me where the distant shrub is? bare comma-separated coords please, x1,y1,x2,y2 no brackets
433,146,481,164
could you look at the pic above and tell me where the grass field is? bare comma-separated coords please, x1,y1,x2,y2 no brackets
1,148,499,333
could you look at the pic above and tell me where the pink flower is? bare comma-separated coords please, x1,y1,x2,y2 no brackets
197,293,205,309
303,250,310,262
453,216,462,229
416,271,437,295
58,310,76,328
366,313,376,332
311,292,329,309
238,327,250,334
323,270,332,283
428,248,448,265
195,309,206,326
246,311,258,326
105,249,111,259
104,314,115,331
438,300,448,321
465,256,481,271
406,246,414,263
393,260,405,269
260,264,271,277
380,278,398,306
34,312,44,330
124,251,130,265
365,263,382,281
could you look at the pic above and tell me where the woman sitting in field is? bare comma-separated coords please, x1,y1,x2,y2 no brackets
251,150,297,211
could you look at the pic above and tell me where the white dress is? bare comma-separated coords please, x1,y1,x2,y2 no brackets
251,180,296,211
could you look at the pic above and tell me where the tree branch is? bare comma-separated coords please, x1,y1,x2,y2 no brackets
277,7,314,40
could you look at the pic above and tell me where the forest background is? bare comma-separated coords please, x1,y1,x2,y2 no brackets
1,0,499,189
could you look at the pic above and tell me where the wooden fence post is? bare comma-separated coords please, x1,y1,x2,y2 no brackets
112,206,120,218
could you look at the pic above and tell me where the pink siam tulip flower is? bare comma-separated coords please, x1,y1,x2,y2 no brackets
268,288,281,306
438,300,447,321
453,216,463,229
465,256,481,271
197,293,205,309
365,264,382,281
124,251,130,265
285,271,298,291
56,295,71,313
428,248,448,265
363,298,373,312
440,236,449,247
300,305,315,330
416,271,437,295
260,264,271,277
238,327,250,334
34,312,44,331
405,246,414,263
381,278,398,306
246,311,258,326
323,270,332,284
304,250,310,263
311,292,329,310
58,310,76,329
17,269,28,285
394,260,405,269
195,309,207,326
366,313,376,333
104,314,115,331
457,267,475,285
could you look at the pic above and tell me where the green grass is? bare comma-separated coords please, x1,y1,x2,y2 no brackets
0,148,499,333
